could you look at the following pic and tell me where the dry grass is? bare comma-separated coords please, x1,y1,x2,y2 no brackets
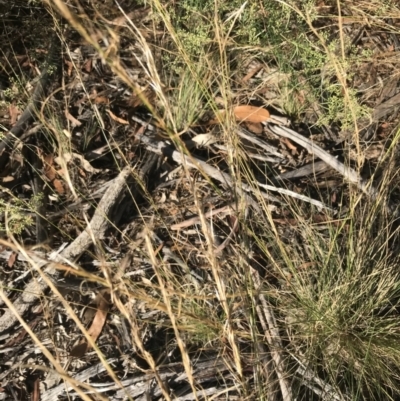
0,0,400,400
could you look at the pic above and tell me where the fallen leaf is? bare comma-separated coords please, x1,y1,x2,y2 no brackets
64,59,73,76
128,87,155,108
94,96,109,105
83,58,92,73
242,64,263,83
234,105,270,123
70,291,111,357
69,342,88,358
78,168,87,178
9,103,20,125
65,110,82,127
7,252,17,268
53,178,65,195
280,137,298,155
245,121,263,135
106,109,129,124
43,154,57,181
210,105,270,125
87,291,110,341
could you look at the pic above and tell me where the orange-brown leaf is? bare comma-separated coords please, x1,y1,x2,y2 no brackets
107,109,129,124
281,137,298,155
87,292,110,342
70,292,110,357
9,103,20,125
7,252,17,268
65,110,82,127
43,154,57,181
245,121,263,135
53,179,65,195
210,105,270,125
233,105,270,123
94,96,109,105
83,58,92,73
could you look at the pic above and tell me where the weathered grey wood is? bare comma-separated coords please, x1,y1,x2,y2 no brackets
0,166,132,334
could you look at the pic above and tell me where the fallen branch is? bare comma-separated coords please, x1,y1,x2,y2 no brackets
267,124,377,198
252,269,293,401
136,132,333,211
0,165,132,334
0,33,61,169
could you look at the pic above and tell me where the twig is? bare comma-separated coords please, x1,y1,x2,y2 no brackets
266,124,377,197
258,182,333,211
274,160,329,181
252,269,293,401
0,33,61,169
293,355,346,401
236,128,284,158
42,355,230,400
170,204,236,230
136,132,332,211
0,166,132,334
40,358,118,401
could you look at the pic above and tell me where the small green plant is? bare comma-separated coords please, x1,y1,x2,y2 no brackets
0,192,43,235
159,0,372,129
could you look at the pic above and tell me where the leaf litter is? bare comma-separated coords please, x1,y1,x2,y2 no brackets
0,1,400,400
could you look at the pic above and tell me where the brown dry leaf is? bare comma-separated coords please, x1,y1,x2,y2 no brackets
242,64,263,83
106,109,129,124
70,341,88,358
53,178,65,195
273,218,298,226
109,8,150,26
70,291,111,357
94,96,109,105
245,121,263,135
83,58,92,73
128,87,155,108
43,154,65,195
64,59,73,76
280,137,298,155
78,168,87,178
43,154,56,181
65,110,82,127
87,291,110,341
9,103,20,125
298,262,317,270
233,105,270,123
364,144,383,160
210,105,271,125
7,252,17,268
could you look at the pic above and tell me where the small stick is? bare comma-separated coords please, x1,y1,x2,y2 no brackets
0,165,132,334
